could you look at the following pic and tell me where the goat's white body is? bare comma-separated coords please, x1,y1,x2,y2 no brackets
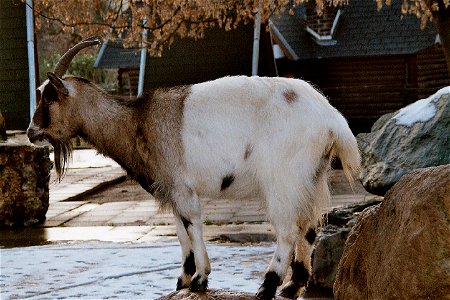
182,76,353,222
183,77,265,199
171,77,361,298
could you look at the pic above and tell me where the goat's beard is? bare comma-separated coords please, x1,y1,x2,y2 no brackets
50,137,73,182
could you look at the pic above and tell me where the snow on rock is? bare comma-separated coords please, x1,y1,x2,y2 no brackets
394,86,450,126
1,241,274,300
357,87,450,195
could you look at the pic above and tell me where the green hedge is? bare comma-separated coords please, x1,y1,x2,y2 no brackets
39,54,116,90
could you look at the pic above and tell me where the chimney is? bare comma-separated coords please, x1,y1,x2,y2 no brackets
305,3,342,46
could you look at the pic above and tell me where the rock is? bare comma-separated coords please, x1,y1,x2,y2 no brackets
218,232,275,243
157,289,288,300
312,226,350,290
333,165,450,299
0,111,6,141
311,199,381,290
357,87,450,195
0,142,52,227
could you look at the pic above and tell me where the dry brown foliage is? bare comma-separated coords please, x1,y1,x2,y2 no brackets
27,1,449,57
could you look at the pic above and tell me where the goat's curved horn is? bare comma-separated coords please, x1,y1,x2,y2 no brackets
53,36,102,78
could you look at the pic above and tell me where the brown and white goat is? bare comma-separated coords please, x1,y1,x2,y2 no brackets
27,37,360,300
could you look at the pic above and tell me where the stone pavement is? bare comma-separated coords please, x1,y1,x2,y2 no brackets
1,149,381,247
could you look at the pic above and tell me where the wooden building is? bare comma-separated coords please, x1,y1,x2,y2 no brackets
271,0,449,133
94,40,142,95
0,0,31,130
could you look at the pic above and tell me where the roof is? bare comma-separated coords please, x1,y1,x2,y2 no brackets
94,40,141,68
270,0,438,60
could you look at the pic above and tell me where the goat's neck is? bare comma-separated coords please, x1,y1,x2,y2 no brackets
77,92,138,166
74,84,187,195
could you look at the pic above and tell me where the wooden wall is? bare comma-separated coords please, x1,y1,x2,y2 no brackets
0,0,30,130
282,51,449,134
144,26,254,89
415,45,450,99
290,56,407,133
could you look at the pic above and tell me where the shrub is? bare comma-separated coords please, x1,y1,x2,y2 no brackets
39,54,117,91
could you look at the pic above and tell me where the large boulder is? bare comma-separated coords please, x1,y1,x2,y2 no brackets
334,165,450,299
357,87,450,195
0,141,52,227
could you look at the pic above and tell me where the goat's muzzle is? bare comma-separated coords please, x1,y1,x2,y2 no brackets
27,126,50,147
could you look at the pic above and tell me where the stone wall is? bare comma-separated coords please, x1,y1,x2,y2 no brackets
0,141,52,227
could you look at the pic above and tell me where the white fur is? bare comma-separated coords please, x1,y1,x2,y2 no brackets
182,76,356,220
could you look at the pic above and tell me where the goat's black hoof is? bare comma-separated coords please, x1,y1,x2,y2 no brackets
256,286,276,300
256,270,281,299
189,273,208,292
279,281,302,299
176,276,190,291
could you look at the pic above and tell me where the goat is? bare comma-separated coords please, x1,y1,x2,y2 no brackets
27,37,360,300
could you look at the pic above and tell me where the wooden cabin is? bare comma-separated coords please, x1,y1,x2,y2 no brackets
271,0,449,133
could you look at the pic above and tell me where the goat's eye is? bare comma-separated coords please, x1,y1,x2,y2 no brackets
42,83,60,103
43,97,56,105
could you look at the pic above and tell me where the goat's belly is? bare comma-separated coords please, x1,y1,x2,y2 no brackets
219,174,262,200
191,170,260,200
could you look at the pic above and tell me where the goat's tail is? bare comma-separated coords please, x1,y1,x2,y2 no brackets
331,118,361,189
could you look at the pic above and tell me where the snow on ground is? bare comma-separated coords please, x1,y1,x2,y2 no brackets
394,86,450,126
1,240,274,300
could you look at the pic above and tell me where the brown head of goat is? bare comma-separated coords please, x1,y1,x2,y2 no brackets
27,37,104,179
28,36,183,190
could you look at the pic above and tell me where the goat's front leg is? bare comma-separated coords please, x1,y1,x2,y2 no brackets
172,185,211,292
174,212,195,290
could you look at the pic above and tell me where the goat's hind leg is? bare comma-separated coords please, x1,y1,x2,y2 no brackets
256,195,299,300
280,167,329,298
279,227,316,299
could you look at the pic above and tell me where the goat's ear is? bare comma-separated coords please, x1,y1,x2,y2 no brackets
36,89,42,104
47,72,69,96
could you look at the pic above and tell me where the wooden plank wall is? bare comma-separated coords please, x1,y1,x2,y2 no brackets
144,26,253,89
415,45,450,99
295,56,408,133
0,0,30,130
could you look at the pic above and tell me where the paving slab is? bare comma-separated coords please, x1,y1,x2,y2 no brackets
48,149,126,203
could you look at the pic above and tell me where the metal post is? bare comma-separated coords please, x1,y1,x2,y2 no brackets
138,19,148,97
252,0,262,76
26,0,36,117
